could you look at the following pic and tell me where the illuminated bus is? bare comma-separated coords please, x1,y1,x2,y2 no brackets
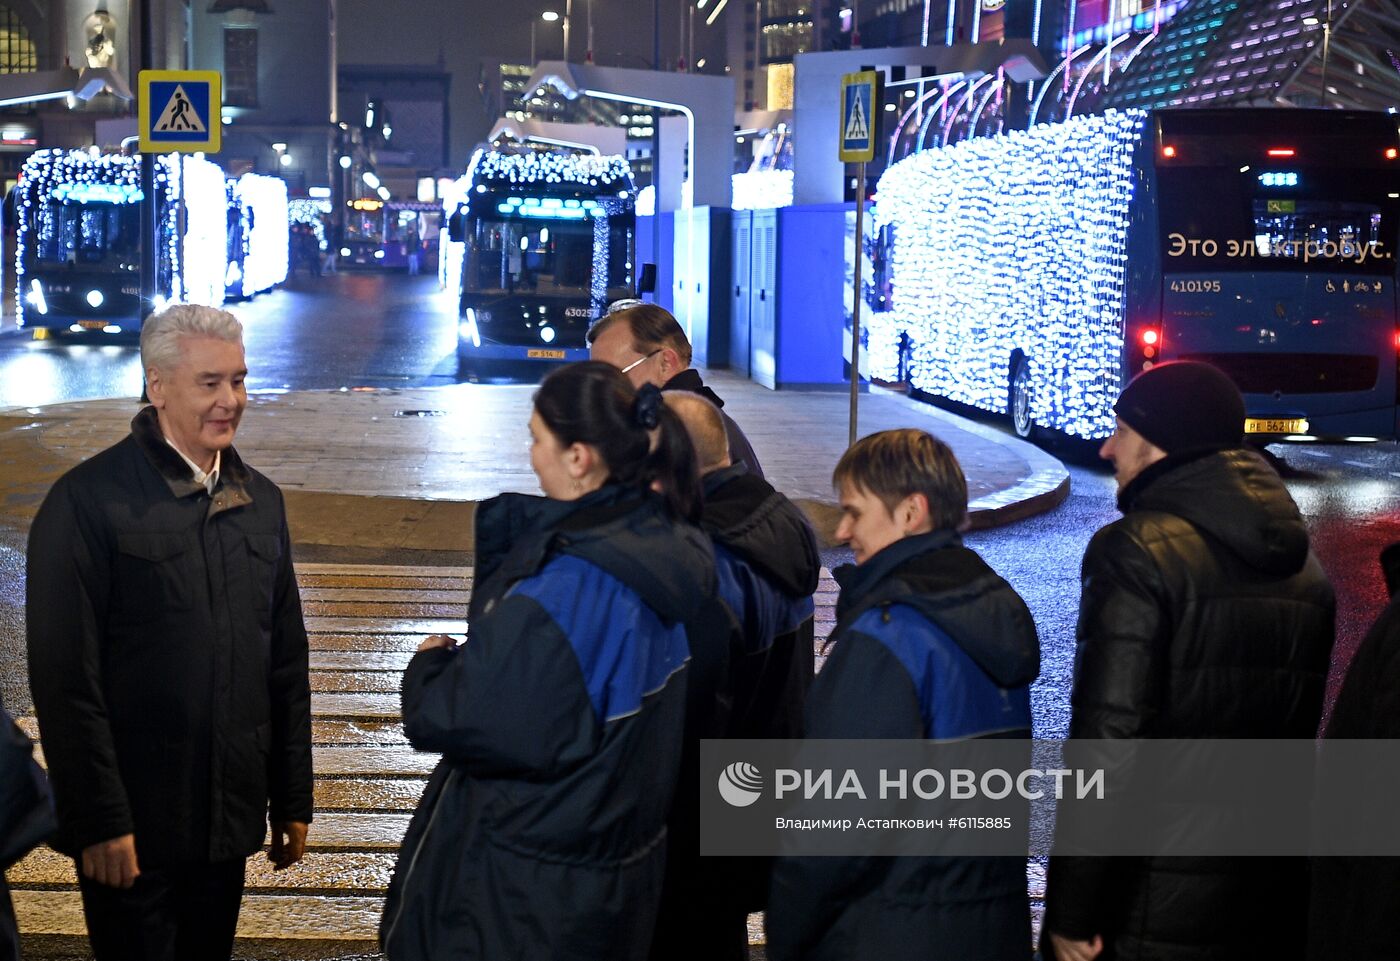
225,172,290,299
869,109,1399,441
340,199,441,270
14,149,231,337
447,147,637,374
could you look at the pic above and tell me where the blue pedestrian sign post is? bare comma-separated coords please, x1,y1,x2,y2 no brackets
839,70,880,164
139,70,221,154
839,69,881,446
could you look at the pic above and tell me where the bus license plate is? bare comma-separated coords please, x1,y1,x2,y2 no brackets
1245,418,1308,435
77,320,108,330
527,349,566,359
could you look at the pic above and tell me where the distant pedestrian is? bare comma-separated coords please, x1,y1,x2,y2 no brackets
299,226,321,277
652,392,820,961
405,224,422,276
26,305,313,961
321,221,339,274
381,362,718,961
589,303,764,478
766,428,1039,961
1,703,55,961
1308,541,1400,961
1043,361,1334,961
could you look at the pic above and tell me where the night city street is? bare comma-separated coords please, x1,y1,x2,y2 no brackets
1,270,1398,957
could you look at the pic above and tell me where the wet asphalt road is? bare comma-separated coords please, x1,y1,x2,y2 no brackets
2,269,1398,734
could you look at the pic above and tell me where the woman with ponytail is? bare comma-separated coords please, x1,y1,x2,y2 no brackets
381,361,719,961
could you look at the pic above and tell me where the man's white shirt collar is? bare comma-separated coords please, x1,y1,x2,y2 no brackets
165,438,220,496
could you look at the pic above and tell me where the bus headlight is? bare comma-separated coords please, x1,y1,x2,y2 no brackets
26,280,48,315
86,289,105,308
374,249,386,259
540,325,556,344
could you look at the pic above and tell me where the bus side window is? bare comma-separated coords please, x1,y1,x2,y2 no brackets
447,209,467,243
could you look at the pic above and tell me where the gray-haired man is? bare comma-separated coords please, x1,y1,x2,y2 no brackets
27,305,313,961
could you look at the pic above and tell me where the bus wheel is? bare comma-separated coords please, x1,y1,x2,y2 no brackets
1010,359,1035,440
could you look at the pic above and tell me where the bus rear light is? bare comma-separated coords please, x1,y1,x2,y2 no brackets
1140,328,1160,346
1267,148,1296,158
1386,148,1398,160
1161,145,1177,159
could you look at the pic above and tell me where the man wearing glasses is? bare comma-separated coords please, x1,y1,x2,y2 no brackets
588,303,764,478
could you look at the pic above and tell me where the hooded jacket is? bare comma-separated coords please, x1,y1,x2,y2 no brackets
26,406,313,868
1045,449,1335,961
662,369,764,479
380,487,715,961
767,531,1040,961
650,466,822,961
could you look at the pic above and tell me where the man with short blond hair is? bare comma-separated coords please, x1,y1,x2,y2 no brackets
27,304,312,961
767,428,1037,961
589,304,763,477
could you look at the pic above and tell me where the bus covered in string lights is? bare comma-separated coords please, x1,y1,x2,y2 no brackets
225,172,290,299
13,149,286,337
446,147,637,375
868,108,1400,442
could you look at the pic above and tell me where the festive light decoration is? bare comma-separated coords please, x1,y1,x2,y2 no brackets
731,170,794,211
288,198,331,252
230,173,290,296
172,154,229,309
873,109,1148,440
469,149,632,189
438,175,470,289
635,184,656,217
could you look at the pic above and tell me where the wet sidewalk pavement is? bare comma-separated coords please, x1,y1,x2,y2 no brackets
8,561,1047,958
0,369,1068,552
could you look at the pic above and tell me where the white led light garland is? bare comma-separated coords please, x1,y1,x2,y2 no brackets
872,109,1148,439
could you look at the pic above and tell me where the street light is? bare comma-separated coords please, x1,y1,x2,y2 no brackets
363,171,380,189
533,12,562,65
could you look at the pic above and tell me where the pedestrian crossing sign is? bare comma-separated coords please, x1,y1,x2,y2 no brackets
840,70,880,163
139,70,221,154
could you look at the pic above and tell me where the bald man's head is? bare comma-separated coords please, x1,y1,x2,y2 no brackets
664,392,731,475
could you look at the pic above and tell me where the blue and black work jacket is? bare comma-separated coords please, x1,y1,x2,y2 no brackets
768,531,1040,961
651,466,821,961
380,486,715,961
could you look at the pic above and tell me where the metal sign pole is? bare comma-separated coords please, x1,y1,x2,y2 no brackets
849,160,865,449
176,157,186,301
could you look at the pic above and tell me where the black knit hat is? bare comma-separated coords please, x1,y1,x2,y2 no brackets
1113,361,1245,454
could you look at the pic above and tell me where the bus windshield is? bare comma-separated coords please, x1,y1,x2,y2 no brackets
1158,167,1397,275
30,200,142,266
466,216,632,294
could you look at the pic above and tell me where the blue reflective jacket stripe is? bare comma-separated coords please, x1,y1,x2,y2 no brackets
849,604,1031,740
714,545,815,656
512,554,691,724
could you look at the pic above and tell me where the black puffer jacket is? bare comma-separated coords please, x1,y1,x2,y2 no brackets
1045,449,1335,961
381,487,715,961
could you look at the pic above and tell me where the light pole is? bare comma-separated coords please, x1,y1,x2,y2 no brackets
533,11,561,66
563,0,573,62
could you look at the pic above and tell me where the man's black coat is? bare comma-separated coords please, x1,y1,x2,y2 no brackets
26,407,313,868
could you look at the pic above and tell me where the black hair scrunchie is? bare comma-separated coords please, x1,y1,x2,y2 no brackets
632,383,663,430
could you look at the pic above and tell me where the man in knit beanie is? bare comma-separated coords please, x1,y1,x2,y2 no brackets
1042,362,1335,961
